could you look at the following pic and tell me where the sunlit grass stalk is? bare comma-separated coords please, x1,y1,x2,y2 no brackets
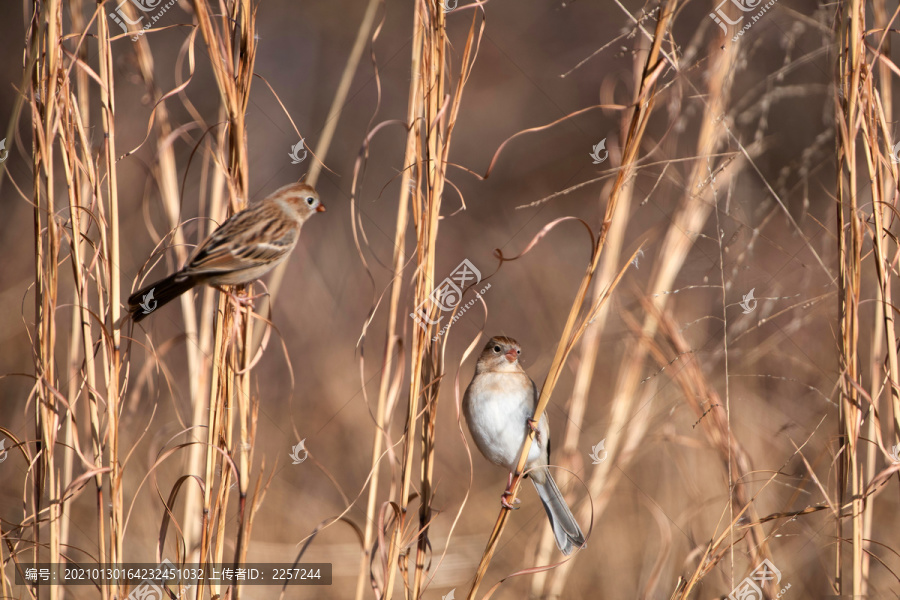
840,0,900,592
530,28,647,597
859,67,890,600
121,7,211,560
382,2,443,593
59,2,89,584
187,111,228,567
651,305,775,599
410,5,451,596
376,5,483,599
200,296,227,598
21,5,42,598
836,0,864,595
465,2,672,598
189,3,259,599
551,9,757,598
353,4,418,599
58,6,98,594
868,0,899,589
94,1,126,593
465,0,673,573
29,2,66,599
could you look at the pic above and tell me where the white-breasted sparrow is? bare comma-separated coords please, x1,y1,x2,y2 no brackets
463,336,586,555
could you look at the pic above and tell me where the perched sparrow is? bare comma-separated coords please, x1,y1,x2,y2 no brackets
463,336,586,555
127,182,325,322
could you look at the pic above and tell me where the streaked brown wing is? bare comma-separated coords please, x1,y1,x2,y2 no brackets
184,209,298,276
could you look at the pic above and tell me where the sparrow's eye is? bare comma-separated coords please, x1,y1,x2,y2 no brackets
493,345,501,353
306,196,316,206
516,349,521,354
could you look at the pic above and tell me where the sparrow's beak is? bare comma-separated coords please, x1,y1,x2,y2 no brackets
316,204,326,212
504,349,518,363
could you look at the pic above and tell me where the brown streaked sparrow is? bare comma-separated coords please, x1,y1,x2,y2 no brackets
127,182,325,322
463,336,586,556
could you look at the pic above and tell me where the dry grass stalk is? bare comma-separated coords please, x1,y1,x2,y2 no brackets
22,1,126,598
538,3,764,598
464,0,676,574
463,1,674,598
835,0,900,594
256,0,380,345
371,5,484,600
95,4,127,596
836,0,864,595
551,12,752,595
648,307,775,599
866,0,899,591
186,3,263,599
60,0,95,583
119,3,214,562
529,19,650,595
353,2,418,599
31,2,63,598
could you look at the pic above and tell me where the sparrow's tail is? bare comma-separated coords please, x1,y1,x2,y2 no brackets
532,470,586,556
128,271,197,323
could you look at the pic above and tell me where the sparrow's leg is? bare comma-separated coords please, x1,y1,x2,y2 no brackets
526,418,544,445
215,286,268,309
500,472,521,510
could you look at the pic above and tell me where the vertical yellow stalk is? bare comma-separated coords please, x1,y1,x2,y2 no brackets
354,4,418,599
384,4,440,599
836,0,863,595
31,2,62,599
61,2,95,586
96,4,124,594
191,3,257,598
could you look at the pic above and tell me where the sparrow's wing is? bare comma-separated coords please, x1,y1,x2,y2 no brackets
185,208,298,276
530,377,551,460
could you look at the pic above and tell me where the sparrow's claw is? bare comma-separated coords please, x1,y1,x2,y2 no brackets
216,286,267,309
500,491,521,510
526,418,539,433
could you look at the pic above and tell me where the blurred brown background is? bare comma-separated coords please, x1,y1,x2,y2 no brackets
2,0,896,598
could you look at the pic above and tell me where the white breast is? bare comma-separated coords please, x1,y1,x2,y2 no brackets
463,372,547,472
